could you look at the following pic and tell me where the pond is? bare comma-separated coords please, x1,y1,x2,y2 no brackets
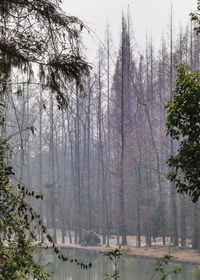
38,247,196,280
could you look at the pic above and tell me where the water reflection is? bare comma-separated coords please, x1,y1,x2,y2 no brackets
39,248,195,280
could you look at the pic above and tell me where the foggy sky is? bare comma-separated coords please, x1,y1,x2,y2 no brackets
63,0,197,60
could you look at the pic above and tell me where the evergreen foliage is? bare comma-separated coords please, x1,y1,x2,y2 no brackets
0,0,91,108
166,64,200,203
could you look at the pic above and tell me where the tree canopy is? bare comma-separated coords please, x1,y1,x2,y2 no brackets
0,0,91,107
166,64,200,203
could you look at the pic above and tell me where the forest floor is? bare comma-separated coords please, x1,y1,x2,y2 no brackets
44,234,200,264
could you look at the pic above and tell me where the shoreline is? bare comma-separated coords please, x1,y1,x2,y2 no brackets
40,243,200,265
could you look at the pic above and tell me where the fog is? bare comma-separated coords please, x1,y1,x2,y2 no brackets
7,4,199,250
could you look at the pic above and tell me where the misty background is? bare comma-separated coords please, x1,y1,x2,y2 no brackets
5,0,200,250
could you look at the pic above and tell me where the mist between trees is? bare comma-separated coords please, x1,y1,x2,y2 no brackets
6,9,200,250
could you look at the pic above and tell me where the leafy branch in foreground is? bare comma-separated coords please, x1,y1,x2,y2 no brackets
192,265,200,279
190,0,200,35
103,248,182,280
0,140,91,280
0,141,50,280
103,246,125,280
151,255,182,280
16,181,92,269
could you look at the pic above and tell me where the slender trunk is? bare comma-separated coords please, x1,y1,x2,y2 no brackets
136,168,141,247
67,114,76,242
87,79,92,229
75,88,82,244
169,7,178,247
61,111,67,243
192,204,199,249
180,195,186,247
39,91,44,242
120,18,127,245
49,95,57,243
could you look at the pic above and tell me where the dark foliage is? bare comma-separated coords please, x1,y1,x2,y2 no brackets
166,64,200,203
0,0,91,108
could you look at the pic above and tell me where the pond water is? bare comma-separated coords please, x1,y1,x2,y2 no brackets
38,247,196,280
